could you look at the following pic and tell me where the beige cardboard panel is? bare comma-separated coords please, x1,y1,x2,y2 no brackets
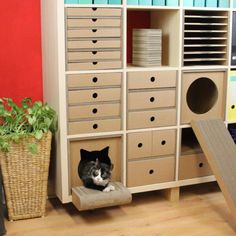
181,71,226,124
67,18,121,28
67,61,122,71
67,51,121,61
67,39,121,49
68,103,121,120
67,72,121,88
191,119,236,220
128,109,176,130
128,89,176,110
127,131,152,159
67,28,121,38
68,118,121,135
66,8,122,17
70,137,121,188
68,88,121,105
128,71,177,89
152,129,176,156
127,156,175,187
179,153,212,180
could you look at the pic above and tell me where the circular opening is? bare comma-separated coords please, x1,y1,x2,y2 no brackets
150,97,155,102
93,124,98,129
92,77,98,83
232,105,235,110
138,143,143,148
186,77,218,114
199,163,204,168
161,140,166,145
150,77,155,82
150,116,155,122
92,93,98,98
149,169,154,174
92,108,98,114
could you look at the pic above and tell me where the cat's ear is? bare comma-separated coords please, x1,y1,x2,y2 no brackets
80,149,89,159
101,146,109,155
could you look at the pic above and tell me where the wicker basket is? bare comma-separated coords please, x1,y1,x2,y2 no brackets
0,131,52,221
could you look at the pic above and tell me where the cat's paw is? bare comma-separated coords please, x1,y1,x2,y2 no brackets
103,184,115,192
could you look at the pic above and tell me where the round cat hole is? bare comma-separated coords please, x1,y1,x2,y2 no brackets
186,77,218,114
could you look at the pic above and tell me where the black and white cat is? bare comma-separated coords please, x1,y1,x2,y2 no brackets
78,146,115,192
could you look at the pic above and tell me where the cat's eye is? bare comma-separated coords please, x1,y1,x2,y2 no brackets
93,170,99,176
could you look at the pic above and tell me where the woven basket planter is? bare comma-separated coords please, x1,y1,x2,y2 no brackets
0,131,52,221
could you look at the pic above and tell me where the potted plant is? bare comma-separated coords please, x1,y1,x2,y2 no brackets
0,98,57,221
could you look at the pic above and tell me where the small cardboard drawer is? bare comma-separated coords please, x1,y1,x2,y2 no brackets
128,71,177,89
69,136,121,188
127,131,152,159
66,7,122,17
152,129,176,156
127,156,175,187
179,153,213,180
68,88,121,105
128,89,176,110
67,18,121,28
68,103,121,120
67,50,121,61
68,118,121,134
67,39,121,49
67,28,121,38
67,60,122,71
67,72,121,88
128,109,176,130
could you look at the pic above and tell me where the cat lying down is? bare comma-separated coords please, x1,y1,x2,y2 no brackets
78,146,115,192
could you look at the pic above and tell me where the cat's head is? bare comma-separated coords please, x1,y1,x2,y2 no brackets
91,158,113,186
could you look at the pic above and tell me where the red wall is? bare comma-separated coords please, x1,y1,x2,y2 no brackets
0,0,43,104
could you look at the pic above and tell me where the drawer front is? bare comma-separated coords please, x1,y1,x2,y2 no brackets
128,109,176,129
152,129,176,156
127,156,175,187
67,73,121,88
67,39,121,49
68,103,121,120
127,131,152,159
179,153,213,180
68,88,121,105
66,8,122,17
128,89,176,110
68,118,121,135
67,28,121,38
67,50,121,61
67,18,121,28
128,71,177,89
67,60,122,71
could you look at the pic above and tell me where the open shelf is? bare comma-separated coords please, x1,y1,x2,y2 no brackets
183,10,229,66
127,9,180,67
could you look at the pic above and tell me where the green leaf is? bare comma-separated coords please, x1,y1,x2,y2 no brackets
27,143,38,154
35,130,43,140
28,116,36,125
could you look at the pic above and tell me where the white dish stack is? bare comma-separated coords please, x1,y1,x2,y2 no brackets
132,29,162,67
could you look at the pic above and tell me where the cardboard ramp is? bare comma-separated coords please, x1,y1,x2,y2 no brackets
72,182,132,211
191,119,236,220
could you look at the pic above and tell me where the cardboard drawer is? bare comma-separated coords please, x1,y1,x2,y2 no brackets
68,103,121,120
67,60,122,71
67,28,121,38
128,71,177,89
152,129,176,156
67,73,121,88
67,18,121,28
127,156,175,187
179,153,213,180
128,109,176,129
66,8,122,17
67,39,121,50
128,89,176,110
67,50,121,61
68,88,121,105
68,118,121,134
69,137,121,188
127,131,152,159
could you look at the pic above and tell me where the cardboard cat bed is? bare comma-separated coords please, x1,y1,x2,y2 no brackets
72,182,132,211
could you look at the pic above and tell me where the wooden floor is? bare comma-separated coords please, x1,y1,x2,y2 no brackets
5,182,236,236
